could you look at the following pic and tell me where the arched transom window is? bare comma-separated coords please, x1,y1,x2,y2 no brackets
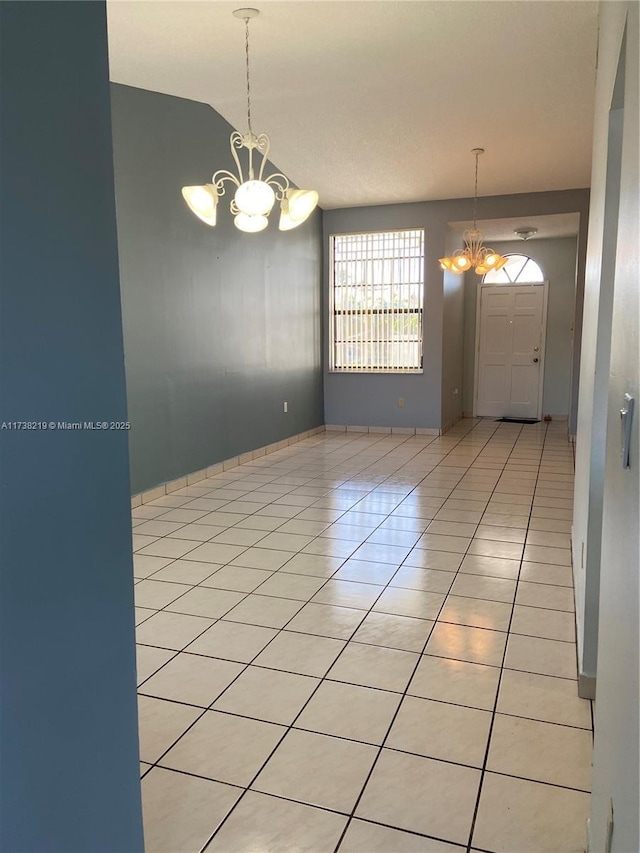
483,253,544,283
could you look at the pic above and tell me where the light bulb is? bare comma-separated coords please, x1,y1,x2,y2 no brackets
234,180,275,216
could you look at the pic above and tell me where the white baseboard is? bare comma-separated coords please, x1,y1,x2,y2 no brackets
578,672,596,700
131,425,325,507
325,424,440,436
441,413,464,434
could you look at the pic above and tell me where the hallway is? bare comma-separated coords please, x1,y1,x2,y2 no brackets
133,419,592,852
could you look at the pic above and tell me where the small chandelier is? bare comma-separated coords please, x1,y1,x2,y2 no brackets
182,8,318,234
439,149,507,275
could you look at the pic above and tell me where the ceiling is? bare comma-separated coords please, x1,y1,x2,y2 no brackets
107,0,599,210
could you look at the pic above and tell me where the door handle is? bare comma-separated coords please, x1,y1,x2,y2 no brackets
533,358,539,363
533,346,539,352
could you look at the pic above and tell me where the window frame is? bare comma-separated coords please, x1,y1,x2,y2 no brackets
482,252,544,284
328,227,425,374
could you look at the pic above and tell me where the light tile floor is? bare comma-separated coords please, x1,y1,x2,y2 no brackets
134,419,592,853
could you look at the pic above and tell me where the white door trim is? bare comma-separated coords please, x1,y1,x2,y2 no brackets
472,281,549,419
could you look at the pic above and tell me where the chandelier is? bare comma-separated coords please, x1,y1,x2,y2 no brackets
182,8,318,234
439,149,507,275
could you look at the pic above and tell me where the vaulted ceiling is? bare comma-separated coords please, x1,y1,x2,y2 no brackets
107,0,599,211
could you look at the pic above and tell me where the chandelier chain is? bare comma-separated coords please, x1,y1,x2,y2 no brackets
244,17,252,136
437,148,507,274
180,9,318,233
473,150,479,228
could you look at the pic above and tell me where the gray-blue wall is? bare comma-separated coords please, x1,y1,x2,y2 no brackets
323,190,589,432
442,268,465,430
110,85,324,495
0,4,143,851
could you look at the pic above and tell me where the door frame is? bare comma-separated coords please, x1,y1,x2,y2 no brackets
473,280,550,419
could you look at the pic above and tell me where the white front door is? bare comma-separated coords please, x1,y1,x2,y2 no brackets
474,282,548,419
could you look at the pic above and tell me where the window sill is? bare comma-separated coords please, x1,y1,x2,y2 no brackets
328,369,424,375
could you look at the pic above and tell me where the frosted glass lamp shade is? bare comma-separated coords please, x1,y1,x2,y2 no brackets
234,180,276,216
484,254,498,269
234,212,269,233
278,189,319,231
182,184,218,226
287,189,318,222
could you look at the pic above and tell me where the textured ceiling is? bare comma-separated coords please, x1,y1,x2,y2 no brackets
107,0,599,210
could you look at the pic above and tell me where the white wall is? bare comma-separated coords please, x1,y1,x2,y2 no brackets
575,3,639,850
572,1,630,694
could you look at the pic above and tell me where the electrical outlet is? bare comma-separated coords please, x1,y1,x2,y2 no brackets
283,402,288,413
398,398,405,407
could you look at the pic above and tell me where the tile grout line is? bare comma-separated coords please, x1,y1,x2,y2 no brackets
192,423,504,851
137,422,581,850
137,430,463,826
330,420,532,852
134,429,450,584
463,421,576,852
138,423,509,753
135,427,480,628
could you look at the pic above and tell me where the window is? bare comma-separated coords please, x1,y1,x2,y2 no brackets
483,253,544,284
330,229,424,372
